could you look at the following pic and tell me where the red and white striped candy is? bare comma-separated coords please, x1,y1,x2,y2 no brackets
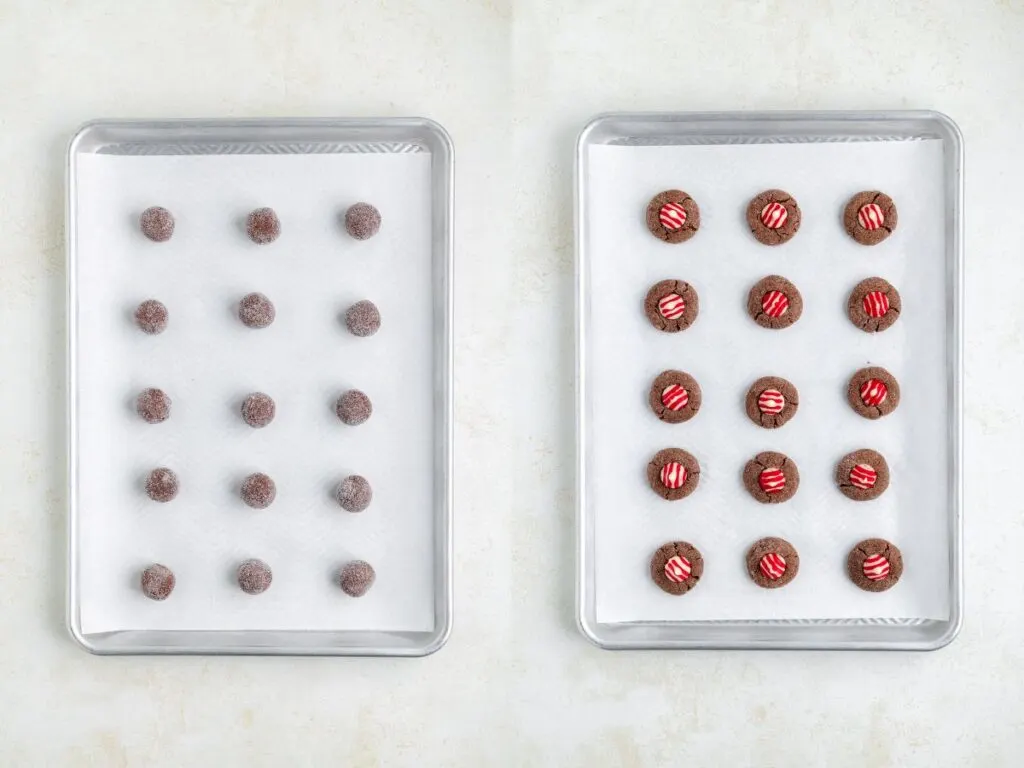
658,293,686,320
857,203,885,230
659,202,687,231
661,384,689,411
862,554,890,581
862,291,890,318
759,467,786,494
859,378,888,407
849,463,877,490
759,552,787,580
758,388,785,415
660,461,687,489
664,554,692,583
761,290,789,318
760,202,788,229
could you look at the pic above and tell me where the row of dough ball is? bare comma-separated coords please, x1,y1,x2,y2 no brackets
134,389,372,427
140,560,376,600
139,203,383,244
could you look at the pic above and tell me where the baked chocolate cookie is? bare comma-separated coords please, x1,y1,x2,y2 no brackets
743,451,799,504
648,370,702,424
843,191,897,246
847,366,900,419
746,537,799,589
646,190,700,244
644,279,699,332
747,275,803,330
836,449,890,501
745,376,799,429
848,277,901,333
650,541,704,595
646,448,700,501
747,189,801,246
847,538,903,592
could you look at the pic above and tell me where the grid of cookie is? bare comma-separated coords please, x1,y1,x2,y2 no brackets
644,188,904,595
132,204,383,602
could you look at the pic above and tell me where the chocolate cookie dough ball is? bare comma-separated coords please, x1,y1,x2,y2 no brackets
344,203,382,240
646,448,701,501
241,472,276,509
847,366,901,419
241,392,276,428
145,468,179,502
237,559,273,594
843,191,898,246
746,537,800,589
743,451,800,504
848,277,902,333
745,376,799,429
644,279,700,333
646,190,701,244
847,538,903,592
747,190,801,245
836,448,891,501
134,299,168,334
139,207,175,242
238,292,276,329
136,388,171,424
141,564,175,600
336,389,372,425
650,541,704,596
246,207,281,244
345,300,381,337
747,275,803,330
336,475,372,512
338,560,376,597
648,370,702,424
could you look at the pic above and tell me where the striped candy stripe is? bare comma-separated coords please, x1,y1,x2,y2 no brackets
661,384,689,411
659,202,687,231
849,463,877,490
859,378,888,407
863,554,890,581
760,202,788,229
758,388,785,415
660,461,688,489
658,293,686,319
857,203,885,230
761,290,789,318
664,554,692,583
758,467,786,494
862,291,890,318
759,552,787,580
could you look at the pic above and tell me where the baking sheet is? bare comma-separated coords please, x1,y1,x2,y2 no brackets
74,152,436,633
586,139,950,623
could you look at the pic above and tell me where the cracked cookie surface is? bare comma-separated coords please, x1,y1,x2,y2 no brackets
747,189,801,245
843,191,898,245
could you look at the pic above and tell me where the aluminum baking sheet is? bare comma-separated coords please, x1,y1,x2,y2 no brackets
575,111,963,650
67,119,453,656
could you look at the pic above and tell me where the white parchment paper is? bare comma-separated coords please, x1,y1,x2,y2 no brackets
586,140,950,622
74,152,436,633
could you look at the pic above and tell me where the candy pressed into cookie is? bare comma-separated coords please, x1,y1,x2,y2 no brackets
648,370,702,424
646,448,700,501
746,537,799,589
747,275,803,330
847,538,903,592
743,451,800,504
848,277,902,333
836,449,890,501
650,541,704,595
746,189,801,246
646,190,700,244
843,191,897,246
644,279,699,333
847,366,900,419
745,376,799,429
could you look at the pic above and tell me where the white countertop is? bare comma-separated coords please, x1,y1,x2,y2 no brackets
0,1,1012,765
